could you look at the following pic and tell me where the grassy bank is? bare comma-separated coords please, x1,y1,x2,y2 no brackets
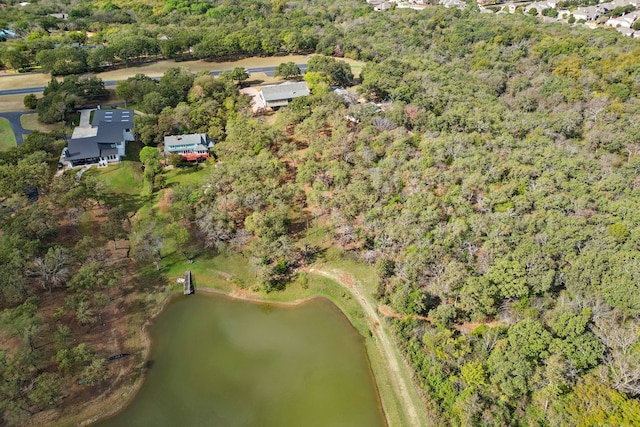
0,117,16,150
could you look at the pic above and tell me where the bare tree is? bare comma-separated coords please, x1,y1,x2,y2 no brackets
30,247,71,293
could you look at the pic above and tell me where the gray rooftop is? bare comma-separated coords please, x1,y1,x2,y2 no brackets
66,122,130,162
98,143,118,157
260,82,309,102
95,121,127,143
164,133,208,150
92,109,134,126
66,138,100,161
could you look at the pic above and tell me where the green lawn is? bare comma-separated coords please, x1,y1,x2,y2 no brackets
91,161,144,195
86,161,147,213
0,117,17,151
164,163,211,186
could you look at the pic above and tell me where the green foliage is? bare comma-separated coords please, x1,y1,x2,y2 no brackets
508,318,553,360
35,46,88,76
220,67,249,85
3,3,640,426
55,343,93,376
23,94,38,110
275,61,301,79
486,258,529,299
36,75,108,124
159,67,194,108
139,146,161,171
557,375,640,426
429,304,457,328
27,372,64,411
304,71,331,95
306,55,354,86
374,258,395,279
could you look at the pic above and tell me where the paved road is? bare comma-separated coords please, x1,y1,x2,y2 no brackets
0,64,308,97
0,111,31,145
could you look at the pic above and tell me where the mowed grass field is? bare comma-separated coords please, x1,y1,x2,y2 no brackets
91,161,145,195
0,117,16,151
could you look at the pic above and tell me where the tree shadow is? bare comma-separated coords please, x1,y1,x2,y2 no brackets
103,193,147,214
245,79,266,86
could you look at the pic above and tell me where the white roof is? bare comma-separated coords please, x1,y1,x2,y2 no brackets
260,82,309,102
164,133,208,149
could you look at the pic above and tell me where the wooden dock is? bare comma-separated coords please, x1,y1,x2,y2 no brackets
184,270,194,295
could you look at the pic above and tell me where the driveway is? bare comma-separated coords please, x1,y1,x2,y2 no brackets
78,108,95,127
0,111,31,146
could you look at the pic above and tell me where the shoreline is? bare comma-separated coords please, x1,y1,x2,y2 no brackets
79,284,392,427
76,290,178,427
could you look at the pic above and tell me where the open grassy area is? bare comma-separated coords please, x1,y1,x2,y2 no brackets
164,163,211,187
0,94,31,113
86,161,147,213
90,161,144,195
20,113,60,133
0,117,16,151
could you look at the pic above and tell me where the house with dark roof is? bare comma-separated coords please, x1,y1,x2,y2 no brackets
63,109,135,167
258,82,310,108
163,133,213,162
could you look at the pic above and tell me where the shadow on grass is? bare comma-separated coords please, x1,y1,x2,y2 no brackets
103,192,148,214
135,263,168,292
172,165,201,176
124,140,143,161
245,79,266,86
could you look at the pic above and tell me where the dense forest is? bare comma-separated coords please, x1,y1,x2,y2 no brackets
2,0,640,426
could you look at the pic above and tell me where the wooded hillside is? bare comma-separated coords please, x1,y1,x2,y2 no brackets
1,1,640,426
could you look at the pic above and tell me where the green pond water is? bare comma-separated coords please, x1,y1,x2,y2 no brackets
95,293,386,427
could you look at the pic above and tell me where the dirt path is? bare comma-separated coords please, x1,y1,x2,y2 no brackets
378,305,431,322
377,303,503,334
307,266,426,427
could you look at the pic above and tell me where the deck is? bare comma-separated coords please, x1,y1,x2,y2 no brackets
184,270,194,295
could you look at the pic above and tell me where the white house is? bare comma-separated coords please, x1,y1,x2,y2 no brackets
258,82,310,109
163,133,213,162
616,26,636,36
440,0,467,8
573,4,611,21
504,2,518,13
607,12,638,28
524,1,551,15
63,110,135,167
374,2,392,11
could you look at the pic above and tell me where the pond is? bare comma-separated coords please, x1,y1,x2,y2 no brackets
95,293,386,427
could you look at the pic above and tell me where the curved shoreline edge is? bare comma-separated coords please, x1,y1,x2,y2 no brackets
79,284,396,427
78,287,391,427
76,290,178,427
